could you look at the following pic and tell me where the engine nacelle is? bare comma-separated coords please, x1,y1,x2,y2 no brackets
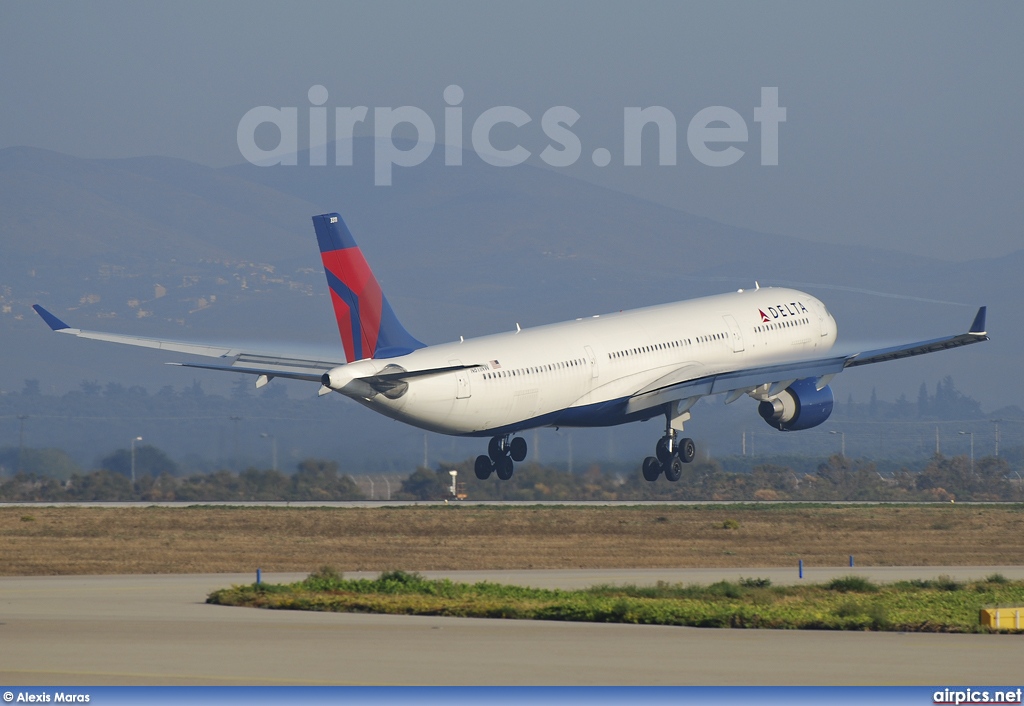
758,378,834,431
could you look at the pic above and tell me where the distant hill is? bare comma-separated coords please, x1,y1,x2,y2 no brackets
0,142,1017,466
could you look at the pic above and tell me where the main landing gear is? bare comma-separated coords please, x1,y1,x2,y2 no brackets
642,405,696,482
475,434,527,481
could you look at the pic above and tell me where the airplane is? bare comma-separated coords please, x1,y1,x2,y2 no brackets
33,211,989,482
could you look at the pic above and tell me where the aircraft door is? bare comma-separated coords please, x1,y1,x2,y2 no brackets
584,345,599,378
723,315,744,352
449,359,471,399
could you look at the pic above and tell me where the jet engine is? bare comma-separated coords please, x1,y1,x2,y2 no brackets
758,378,834,431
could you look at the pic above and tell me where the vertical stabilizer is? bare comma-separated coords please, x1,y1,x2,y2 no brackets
312,213,425,361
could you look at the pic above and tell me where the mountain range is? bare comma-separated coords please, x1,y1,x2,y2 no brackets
0,141,1016,467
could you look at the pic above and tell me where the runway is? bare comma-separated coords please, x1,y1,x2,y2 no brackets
2,568,1022,685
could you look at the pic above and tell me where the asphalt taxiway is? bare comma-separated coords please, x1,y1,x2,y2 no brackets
2,568,1022,685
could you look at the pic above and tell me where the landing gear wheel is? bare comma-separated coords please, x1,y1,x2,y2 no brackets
509,436,527,463
678,437,696,464
474,455,493,480
663,455,683,482
488,436,506,462
642,456,662,482
495,455,514,480
655,437,674,464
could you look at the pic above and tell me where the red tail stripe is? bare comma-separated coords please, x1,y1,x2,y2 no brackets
322,248,384,359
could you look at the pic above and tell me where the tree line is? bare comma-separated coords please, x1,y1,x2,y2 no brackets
2,451,1021,503
0,459,364,502
400,453,1023,503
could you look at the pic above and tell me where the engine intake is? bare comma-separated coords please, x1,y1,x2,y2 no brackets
758,378,834,431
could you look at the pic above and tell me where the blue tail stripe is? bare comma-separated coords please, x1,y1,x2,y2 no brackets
323,269,364,360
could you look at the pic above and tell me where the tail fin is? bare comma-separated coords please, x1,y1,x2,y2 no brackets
312,212,425,361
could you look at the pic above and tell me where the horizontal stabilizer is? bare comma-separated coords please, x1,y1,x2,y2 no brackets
369,363,484,382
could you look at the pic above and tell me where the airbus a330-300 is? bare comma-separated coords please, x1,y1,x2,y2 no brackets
34,212,988,482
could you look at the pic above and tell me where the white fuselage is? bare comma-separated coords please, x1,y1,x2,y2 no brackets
331,287,838,436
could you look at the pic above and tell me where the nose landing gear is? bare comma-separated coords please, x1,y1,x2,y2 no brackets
475,434,528,480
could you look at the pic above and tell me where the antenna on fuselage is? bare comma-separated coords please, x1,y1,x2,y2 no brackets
755,281,760,290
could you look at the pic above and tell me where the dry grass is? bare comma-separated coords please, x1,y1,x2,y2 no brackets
2,504,1023,576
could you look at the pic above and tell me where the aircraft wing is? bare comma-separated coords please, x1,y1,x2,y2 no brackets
32,305,482,387
32,305,343,383
626,306,988,414
844,306,988,367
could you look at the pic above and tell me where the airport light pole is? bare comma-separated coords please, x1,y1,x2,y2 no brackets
958,431,974,474
830,430,845,458
259,433,278,472
229,416,242,470
130,436,143,483
17,415,29,473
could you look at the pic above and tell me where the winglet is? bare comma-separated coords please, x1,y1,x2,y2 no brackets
969,306,987,335
32,304,71,331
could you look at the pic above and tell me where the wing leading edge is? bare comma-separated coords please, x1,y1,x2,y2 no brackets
625,307,988,415
31,304,344,383
31,305,481,386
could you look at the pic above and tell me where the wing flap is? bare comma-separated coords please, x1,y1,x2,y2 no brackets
170,361,327,383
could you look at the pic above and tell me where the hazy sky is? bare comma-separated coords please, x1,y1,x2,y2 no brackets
2,1,1021,261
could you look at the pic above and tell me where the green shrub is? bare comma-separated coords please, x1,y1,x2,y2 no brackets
934,575,963,592
904,578,934,589
833,600,862,618
722,519,740,530
833,600,889,629
207,573,1024,633
707,580,743,599
865,603,891,630
827,576,878,593
375,570,431,593
303,565,345,591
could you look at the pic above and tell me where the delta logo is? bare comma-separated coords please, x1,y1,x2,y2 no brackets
759,302,809,322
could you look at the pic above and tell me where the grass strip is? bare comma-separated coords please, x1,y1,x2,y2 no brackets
207,569,1024,633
